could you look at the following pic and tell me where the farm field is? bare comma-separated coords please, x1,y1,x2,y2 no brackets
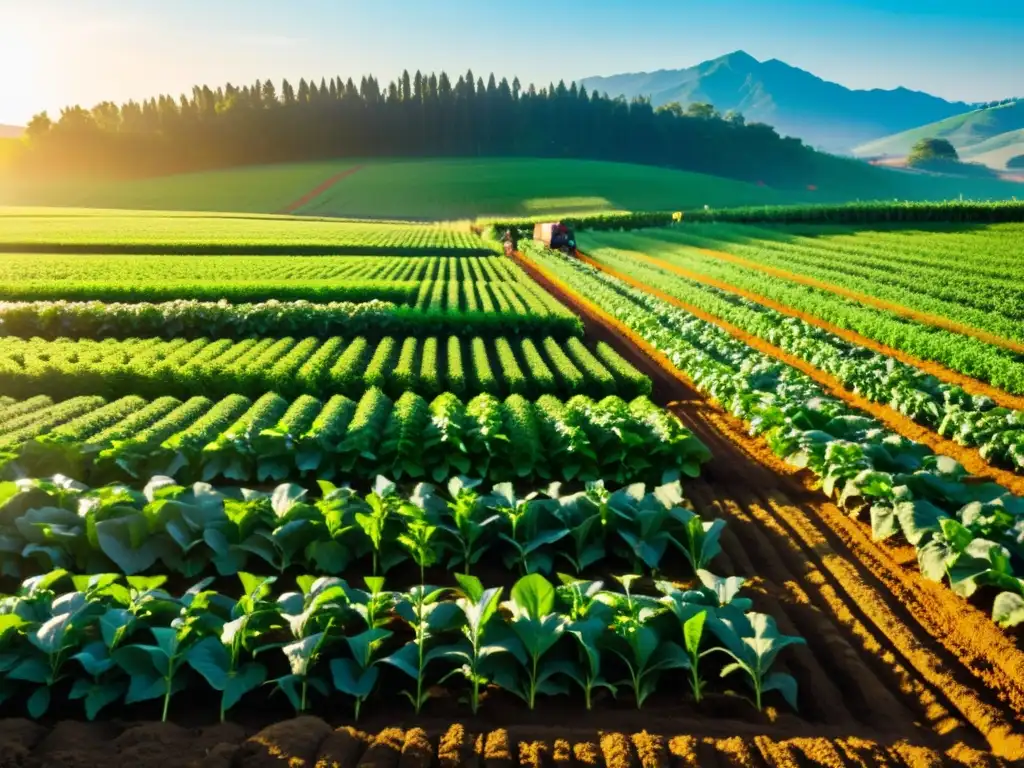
0,207,1022,768
0,207,490,253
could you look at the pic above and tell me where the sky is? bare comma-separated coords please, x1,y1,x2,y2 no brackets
1,0,1022,125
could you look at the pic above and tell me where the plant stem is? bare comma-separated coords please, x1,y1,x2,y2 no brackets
301,678,308,712
529,655,538,710
691,664,702,703
162,680,171,722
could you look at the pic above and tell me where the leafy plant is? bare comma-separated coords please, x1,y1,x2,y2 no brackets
443,574,506,714
270,576,348,714
492,574,570,709
186,572,276,721
490,483,568,575
707,612,805,712
382,585,462,713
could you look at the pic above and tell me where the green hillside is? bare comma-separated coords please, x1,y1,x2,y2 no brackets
854,101,1024,167
0,162,355,214
1,156,1020,221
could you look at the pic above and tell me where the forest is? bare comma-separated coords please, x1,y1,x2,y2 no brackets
8,69,819,185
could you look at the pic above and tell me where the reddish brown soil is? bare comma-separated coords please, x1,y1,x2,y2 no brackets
572,250,1024,495
691,246,1024,356
612,247,1024,413
276,165,365,215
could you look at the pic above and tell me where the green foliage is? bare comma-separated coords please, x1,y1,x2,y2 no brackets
907,137,959,165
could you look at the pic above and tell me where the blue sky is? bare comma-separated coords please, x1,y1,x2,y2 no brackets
1,0,1021,124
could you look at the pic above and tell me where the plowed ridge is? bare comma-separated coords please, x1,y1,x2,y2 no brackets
511,249,1024,762
574,250,1024,495
694,246,1024,356
0,718,1014,768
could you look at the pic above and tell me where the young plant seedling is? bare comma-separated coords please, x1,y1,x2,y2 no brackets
491,574,570,710
442,573,508,714
186,572,279,721
708,611,806,712
382,585,463,714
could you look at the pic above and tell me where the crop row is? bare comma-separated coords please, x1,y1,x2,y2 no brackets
688,222,1024,286
0,279,419,305
619,227,1024,339
0,254,530,289
0,561,803,721
2,389,709,485
581,245,1024,472
0,333,643,401
584,232,1024,395
0,475,721,582
0,217,496,253
676,200,1024,224
0,295,582,341
520,244,1024,628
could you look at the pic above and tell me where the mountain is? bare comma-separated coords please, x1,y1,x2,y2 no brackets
579,51,972,153
854,101,1024,169
0,125,23,139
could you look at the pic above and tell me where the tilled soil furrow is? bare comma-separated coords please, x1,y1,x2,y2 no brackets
689,484,861,729
1,719,1017,768
718,487,931,737
753,488,1024,758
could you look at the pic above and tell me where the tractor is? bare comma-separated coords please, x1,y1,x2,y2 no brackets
532,221,576,255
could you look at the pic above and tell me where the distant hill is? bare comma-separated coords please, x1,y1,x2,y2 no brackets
579,51,972,153
0,125,23,139
854,101,1024,169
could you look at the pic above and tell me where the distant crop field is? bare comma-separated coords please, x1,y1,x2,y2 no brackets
0,207,489,252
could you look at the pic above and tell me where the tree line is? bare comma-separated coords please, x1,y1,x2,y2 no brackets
10,69,821,185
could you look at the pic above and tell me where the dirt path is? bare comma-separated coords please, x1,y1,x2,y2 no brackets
608,247,1024,412
571,250,1024,495
692,246,1024,356
276,165,365,215
509,249,1024,762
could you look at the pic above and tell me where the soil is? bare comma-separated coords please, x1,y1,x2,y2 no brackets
0,249,1022,767
692,246,1024,357
276,165,365,215
570,250,1024,496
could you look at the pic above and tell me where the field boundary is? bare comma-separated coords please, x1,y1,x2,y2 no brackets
692,246,1024,355
612,246,1024,411
574,250,1024,494
276,164,365,214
